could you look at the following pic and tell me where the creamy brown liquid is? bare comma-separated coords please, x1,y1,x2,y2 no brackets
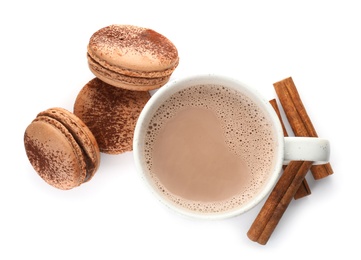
144,84,277,214
152,107,251,202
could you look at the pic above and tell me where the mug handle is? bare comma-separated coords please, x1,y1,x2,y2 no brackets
283,137,330,165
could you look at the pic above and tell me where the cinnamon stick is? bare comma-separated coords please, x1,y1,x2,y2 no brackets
269,99,311,199
273,77,333,179
247,161,313,245
269,99,288,136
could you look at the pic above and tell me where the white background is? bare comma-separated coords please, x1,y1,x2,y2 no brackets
1,0,358,259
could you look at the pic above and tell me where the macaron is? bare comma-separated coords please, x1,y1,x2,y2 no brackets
24,107,100,190
87,24,179,91
74,77,151,154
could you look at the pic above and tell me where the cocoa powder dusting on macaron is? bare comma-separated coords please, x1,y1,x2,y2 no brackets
74,78,151,154
139,29,178,61
89,25,178,65
24,133,52,179
24,127,81,189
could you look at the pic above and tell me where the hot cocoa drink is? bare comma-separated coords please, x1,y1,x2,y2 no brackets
143,84,278,214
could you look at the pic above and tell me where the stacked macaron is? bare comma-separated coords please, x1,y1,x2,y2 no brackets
87,24,179,91
24,108,100,190
24,24,179,189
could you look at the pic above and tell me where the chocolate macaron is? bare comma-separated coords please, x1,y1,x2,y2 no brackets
74,77,151,154
87,24,179,91
24,108,100,190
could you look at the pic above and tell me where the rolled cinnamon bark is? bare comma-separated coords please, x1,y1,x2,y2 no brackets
247,161,313,245
269,99,311,199
273,77,333,179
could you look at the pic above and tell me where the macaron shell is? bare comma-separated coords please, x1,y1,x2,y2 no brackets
87,24,179,77
24,116,86,190
38,108,100,181
87,55,171,91
74,77,151,154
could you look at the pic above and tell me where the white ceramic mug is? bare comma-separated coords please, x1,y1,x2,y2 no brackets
133,74,330,219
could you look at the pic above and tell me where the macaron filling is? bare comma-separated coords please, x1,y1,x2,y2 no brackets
87,54,171,86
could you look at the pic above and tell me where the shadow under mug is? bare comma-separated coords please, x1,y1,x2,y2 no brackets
133,74,330,220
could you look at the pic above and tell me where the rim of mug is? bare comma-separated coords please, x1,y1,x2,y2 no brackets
133,73,285,220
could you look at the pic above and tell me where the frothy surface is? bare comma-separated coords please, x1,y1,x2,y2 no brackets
143,84,277,214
